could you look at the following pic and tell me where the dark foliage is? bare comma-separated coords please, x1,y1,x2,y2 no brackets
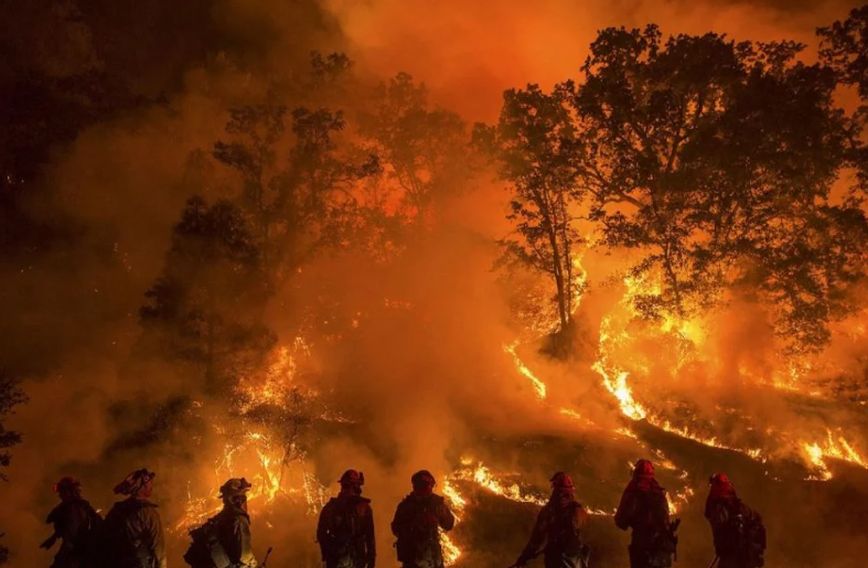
573,25,866,350
140,197,275,393
476,82,585,348
0,374,26,481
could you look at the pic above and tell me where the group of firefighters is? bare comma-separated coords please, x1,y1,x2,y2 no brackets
40,459,766,568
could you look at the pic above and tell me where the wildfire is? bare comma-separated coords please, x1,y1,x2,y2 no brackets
448,459,616,519
558,406,599,429
237,337,312,412
666,485,696,515
440,479,466,565
442,478,467,515
176,339,329,532
593,280,649,421
441,531,462,566
802,429,868,480
652,418,764,461
175,430,328,532
589,273,868,478
451,461,547,506
504,340,547,399
594,363,647,421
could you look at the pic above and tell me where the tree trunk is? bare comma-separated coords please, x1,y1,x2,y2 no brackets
662,240,683,314
543,200,570,333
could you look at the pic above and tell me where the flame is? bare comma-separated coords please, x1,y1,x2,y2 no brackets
593,274,786,465
593,278,649,420
802,429,868,480
452,461,547,506
442,478,467,515
557,407,598,429
237,336,312,412
439,479,466,565
175,339,329,532
595,364,647,421
441,531,462,566
504,340,547,399
653,418,764,460
175,430,328,532
667,485,695,515
448,459,613,516
589,272,868,481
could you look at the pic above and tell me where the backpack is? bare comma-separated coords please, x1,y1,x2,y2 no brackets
48,499,104,568
183,515,231,568
732,506,766,568
547,502,585,556
638,490,676,568
320,497,362,559
78,502,105,567
99,499,149,568
394,496,441,564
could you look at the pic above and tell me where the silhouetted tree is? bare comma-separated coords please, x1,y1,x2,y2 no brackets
0,374,25,481
0,373,25,565
819,5,868,192
476,83,585,347
213,104,379,275
574,25,866,350
213,104,287,256
140,197,275,392
359,73,468,219
310,51,354,86
278,107,380,253
819,6,868,99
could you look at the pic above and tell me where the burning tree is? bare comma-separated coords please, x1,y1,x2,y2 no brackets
477,83,586,352
573,25,867,350
359,72,468,220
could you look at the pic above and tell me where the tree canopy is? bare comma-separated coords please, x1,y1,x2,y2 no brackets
476,82,585,347
486,23,868,351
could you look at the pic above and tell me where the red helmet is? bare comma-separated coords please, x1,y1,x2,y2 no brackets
709,472,735,493
411,470,436,491
710,472,730,486
633,459,655,478
550,471,575,490
53,477,81,495
339,469,365,487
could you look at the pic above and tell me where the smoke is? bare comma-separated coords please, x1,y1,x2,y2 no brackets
324,0,859,121
1,0,866,566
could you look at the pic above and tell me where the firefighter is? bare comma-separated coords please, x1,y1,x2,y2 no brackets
317,469,376,568
615,460,678,568
216,478,257,567
704,473,765,568
509,472,590,568
40,477,102,568
183,478,257,567
102,468,167,568
391,470,455,568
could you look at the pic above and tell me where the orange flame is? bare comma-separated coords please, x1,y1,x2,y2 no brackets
504,340,547,399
